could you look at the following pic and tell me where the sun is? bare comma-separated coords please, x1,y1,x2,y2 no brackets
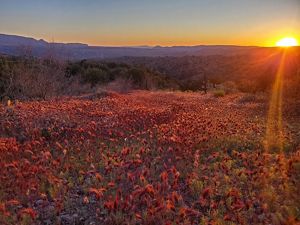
276,37,298,47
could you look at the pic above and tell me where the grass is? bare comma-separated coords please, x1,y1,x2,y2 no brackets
213,89,225,97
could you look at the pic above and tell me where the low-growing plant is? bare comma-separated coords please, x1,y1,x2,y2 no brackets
213,89,225,97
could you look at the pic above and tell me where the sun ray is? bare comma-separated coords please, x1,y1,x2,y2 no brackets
265,49,287,152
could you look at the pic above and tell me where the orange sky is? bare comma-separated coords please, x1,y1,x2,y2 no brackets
1,0,299,47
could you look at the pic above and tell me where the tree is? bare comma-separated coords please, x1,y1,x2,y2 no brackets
203,73,208,94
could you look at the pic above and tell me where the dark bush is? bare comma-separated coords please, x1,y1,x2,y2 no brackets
65,63,82,77
82,68,109,87
128,68,145,86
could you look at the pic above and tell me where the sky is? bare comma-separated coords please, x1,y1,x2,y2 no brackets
0,0,300,47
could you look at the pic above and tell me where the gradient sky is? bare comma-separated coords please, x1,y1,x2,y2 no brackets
0,0,300,46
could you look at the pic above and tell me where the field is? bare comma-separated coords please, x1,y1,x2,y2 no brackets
0,91,299,225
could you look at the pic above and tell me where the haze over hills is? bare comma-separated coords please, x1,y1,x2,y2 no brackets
0,33,278,60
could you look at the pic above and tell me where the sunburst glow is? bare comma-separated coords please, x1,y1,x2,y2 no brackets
276,37,298,47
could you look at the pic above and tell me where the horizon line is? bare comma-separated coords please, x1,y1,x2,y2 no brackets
0,32,278,48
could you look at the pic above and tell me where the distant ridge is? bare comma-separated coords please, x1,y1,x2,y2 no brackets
0,33,287,60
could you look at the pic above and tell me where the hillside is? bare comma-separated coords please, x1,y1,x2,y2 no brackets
111,47,300,92
0,33,283,60
0,55,179,100
0,91,299,224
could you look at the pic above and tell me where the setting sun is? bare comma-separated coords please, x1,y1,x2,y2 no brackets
276,37,298,47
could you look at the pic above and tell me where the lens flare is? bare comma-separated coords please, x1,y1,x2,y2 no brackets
265,50,287,152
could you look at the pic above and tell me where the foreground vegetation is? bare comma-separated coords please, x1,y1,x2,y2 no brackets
0,91,299,224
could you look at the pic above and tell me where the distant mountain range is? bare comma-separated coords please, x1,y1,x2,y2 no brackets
0,33,287,60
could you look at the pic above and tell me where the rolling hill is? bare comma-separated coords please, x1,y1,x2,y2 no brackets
0,33,275,60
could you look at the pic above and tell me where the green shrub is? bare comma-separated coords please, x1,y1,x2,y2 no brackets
128,68,145,86
213,89,225,97
82,68,109,87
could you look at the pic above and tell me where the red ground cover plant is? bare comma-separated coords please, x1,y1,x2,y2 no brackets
0,91,299,224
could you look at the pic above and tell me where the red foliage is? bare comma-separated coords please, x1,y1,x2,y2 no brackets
19,208,37,220
0,91,299,224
